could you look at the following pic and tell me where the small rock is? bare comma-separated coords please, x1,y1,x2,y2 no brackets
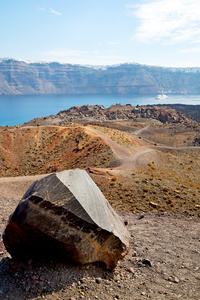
142,259,151,267
174,277,180,283
114,274,120,281
138,215,144,220
127,267,134,274
168,276,173,282
96,278,102,284
149,201,159,208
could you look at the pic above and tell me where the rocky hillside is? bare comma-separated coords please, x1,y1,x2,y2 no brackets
0,126,114,177
1,58,200,95
161,104,200,123
25,104,194,126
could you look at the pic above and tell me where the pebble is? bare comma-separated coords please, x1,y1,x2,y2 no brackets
96,278,102,284
142,259,152,267
127,267,135,274
168,276,173,282
174,277,180,283
141,292,146,296
138,214,144,220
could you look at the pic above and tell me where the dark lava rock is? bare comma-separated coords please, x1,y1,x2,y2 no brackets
142,259,152,267
3,169,130,269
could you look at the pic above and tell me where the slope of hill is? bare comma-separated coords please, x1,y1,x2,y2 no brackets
0,118,199,218
1,58,200,95
0,126,114,177
160,104,200,123
0,113,200,299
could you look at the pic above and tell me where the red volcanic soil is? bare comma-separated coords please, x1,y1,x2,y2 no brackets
0,119,200,299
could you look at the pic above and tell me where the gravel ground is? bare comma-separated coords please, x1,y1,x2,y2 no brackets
0,190,200,300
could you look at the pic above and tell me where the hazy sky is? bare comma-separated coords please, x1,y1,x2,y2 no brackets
1,0,200,67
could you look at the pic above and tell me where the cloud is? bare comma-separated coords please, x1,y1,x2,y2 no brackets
50,9,61,16
128,0,200,43
38,8,45,11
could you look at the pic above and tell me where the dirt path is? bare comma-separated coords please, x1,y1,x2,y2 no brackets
87,126,158,171
131,125,150,135
87,126,139,158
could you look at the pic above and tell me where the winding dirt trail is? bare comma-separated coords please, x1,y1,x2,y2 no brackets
131,125,150,135
86,126,157,170
87,125,200,172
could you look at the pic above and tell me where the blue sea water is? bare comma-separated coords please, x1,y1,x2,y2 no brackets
0,93,200,126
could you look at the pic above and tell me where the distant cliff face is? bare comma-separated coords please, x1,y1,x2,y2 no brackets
0,58,200,95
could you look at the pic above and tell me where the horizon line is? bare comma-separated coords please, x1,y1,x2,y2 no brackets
1,57,200,70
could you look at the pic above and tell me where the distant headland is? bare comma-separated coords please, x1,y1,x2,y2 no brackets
0,58,200,95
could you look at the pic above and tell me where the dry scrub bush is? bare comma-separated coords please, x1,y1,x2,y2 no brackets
112,176,117,181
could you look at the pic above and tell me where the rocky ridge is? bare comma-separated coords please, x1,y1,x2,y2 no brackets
25,104,194,126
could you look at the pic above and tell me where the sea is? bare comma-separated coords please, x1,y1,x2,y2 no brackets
0,93,200,126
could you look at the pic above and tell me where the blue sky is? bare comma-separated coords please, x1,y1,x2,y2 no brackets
1,0,200,67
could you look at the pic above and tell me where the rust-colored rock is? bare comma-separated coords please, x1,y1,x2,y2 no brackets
3,169,130,269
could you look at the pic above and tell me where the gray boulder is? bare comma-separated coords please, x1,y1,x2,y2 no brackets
3,169,130,269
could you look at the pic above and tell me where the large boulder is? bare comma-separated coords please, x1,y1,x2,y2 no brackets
3,169,130,269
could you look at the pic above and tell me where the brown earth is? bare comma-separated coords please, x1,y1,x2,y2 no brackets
0,125,114,177
0,110,200,299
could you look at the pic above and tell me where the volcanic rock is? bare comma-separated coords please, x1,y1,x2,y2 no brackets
3,169,130,269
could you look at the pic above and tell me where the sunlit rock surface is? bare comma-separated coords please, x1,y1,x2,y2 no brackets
3,169,130,269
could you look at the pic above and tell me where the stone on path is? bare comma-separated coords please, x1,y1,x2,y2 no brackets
3,169,130,269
